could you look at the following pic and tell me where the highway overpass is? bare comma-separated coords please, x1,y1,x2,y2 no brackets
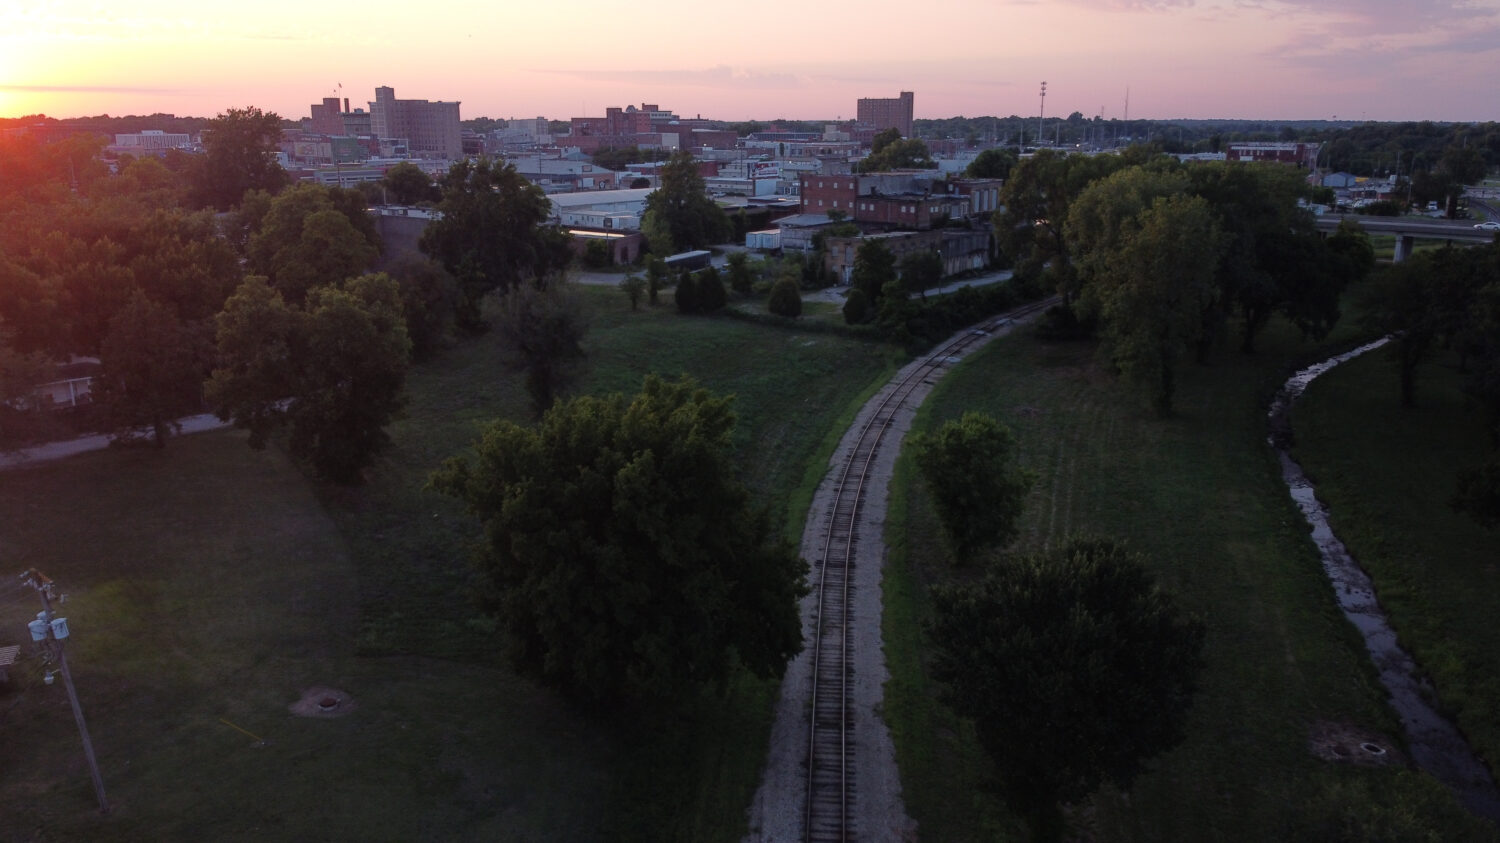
1313,214,1498,262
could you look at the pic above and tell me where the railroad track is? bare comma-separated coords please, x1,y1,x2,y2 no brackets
801,297,1055,843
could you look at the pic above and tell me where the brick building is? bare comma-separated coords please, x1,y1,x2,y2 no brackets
798,171,997,230
1225,142,1319,169
821,228,991,284
856,91,915,138
370,86,462,160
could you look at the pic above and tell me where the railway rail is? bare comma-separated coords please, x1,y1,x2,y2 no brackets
801,297,1055,843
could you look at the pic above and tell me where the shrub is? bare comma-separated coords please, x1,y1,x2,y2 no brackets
768,279,802,317
843,287,872,325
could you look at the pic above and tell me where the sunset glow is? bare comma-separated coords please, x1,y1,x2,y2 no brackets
4,0,1499,122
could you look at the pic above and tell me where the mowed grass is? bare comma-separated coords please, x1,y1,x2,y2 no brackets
883,308,1491,839
1294,345,1500,772
0,433,611,841
0,283,898,842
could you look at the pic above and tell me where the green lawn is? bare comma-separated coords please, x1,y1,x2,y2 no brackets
0,284,898,842
1294,345,1500,773
883,309,1493,839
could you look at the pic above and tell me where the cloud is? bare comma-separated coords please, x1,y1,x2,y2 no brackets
1034,0,1197,10
535,65,805,90
0,84,184,94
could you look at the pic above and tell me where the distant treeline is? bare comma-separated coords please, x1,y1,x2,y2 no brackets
915,115,1500,176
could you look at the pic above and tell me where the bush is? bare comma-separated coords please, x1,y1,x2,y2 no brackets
768,279,802,317
843,288,872,325
698,267,727,312
674,270,700,313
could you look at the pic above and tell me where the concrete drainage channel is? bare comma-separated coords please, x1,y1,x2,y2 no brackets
1269,337,1500,821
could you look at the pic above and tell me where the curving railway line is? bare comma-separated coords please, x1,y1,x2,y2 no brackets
800,297,1056,843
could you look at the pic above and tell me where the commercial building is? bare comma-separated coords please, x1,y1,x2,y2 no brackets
111,130,191,155
797,171,997,230
370,86,462,160
856,91,915,138
1225,142,1319,169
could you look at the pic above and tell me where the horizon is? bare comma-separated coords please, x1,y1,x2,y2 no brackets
4,1,1499,124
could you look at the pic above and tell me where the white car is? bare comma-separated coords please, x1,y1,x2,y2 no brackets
1475,221,1500,230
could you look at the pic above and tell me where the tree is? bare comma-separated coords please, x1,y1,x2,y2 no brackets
188,107,290,210
419,157,564,331
842,287,872,325
673,269,700,314
640,151,730,253
385,254,456,361
998,150,1129,299
697,266,727,312
94,290,208,448
910,412,1034,561
246,184,381,303
849,239,897,309
619,273,646,311
381,161,440,205
428,375,808,705
927,538,1205,842
858,136,936,173
206,274,410,483
0,337,52,446
1089,194,1222,415
493,281,587,417
726,251,753,295
965,147,1017,180
768,278,802,317
644,256,668,305
897,249,944,301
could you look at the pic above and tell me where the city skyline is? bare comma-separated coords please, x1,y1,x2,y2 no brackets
3,0,1498,123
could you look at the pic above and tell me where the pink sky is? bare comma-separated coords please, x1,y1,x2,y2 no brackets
3,0,1498,123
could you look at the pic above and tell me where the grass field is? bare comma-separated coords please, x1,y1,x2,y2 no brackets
0,284,898,841
1293,345,1500,776
883,304,1495,839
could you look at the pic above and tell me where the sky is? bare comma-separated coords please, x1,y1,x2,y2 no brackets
2,0,1499,124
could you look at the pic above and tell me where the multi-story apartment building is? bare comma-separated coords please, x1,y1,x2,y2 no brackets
856,91,915,138
370,86,462,160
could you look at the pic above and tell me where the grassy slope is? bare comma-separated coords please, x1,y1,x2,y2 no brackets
883,311,1490,840
1294,345,1500,772
0,285,897,842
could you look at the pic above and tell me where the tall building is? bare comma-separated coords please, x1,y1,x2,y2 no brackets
370,86,462,160
856,91,914,138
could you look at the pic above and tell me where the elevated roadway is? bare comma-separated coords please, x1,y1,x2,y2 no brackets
1314,214,1497,261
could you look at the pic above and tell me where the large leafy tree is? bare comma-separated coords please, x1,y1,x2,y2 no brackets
928,538,1205,842
429,376,808,706
857,135,936,173
206,274,410,483
492,281,587,416
965,147,1018,180
381,162,441,205
246,184,382,303
640,151,729,254
1087,194,1222,415
95,290,208,448
910,412,1034,561
419,157,567,330
997,150,1128,297
849,238,897,309
189,107,290,210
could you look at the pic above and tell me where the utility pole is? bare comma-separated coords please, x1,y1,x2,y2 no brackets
23,569,109,814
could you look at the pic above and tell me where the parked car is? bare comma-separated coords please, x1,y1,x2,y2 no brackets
1475,221,1500,230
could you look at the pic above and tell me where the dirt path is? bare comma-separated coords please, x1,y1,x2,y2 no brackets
743,306,1043,842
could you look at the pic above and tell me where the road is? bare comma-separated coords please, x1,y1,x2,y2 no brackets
0,413,232,471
